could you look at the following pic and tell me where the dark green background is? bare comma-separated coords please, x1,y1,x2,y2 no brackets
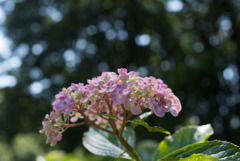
0,0,240,160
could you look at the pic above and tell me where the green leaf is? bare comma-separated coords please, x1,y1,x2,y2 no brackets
219,152,240,161
180,154,219,161
82,127,135,159
160,140,240,160
155,124,213,160
125,111,154,142
138,111,153,120
159,154,219,161
44,150,83,161
95,113,121,121
126,110,168,136
127,111,153,133
128,119,170,135
96,111,153,123
136,140,159,161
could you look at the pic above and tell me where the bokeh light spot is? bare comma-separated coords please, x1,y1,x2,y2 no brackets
117,30,128,41
0,74,17,88
29,81,44,95
86,44,98,56
135,34,151,46
0,7,6,24
98,61,109,72
230,116,240,129
184,55,195,66
31,42,47,56
105,29,117,40
219,16,232,31
223,65,239,83
29,68,43,80
15,43,29,58
76,39,87,50
63,49,81,68
193,42,204,53
165,0,184,13
98,21,111,32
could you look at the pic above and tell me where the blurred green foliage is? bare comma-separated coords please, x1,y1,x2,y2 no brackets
136,140,159,161
44,150,83,161
12,133,44,161
0,141,14,161
0,0,240,160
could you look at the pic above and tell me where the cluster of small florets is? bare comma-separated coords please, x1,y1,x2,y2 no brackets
40,68,181,146
39,111,63,146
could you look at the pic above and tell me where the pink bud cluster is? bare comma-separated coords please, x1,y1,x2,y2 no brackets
40,68,181,146
39,111,63,146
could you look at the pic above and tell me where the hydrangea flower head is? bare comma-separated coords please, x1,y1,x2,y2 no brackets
40,68,181,145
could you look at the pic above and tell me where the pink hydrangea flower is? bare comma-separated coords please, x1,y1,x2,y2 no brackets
40,68,181,145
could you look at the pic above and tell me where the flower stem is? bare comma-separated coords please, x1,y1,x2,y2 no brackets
118,135,142,161
118,105,142,161
78,106,115,135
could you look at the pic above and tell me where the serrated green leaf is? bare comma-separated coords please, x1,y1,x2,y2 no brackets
161,140,240,160
128,119,170,135
82,127,135,159
159,154,219,161
154,124,213,160
219,152,240,161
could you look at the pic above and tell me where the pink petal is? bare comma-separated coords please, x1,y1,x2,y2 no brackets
122,87,132,95
131,106,142,115
153,106,165,117
56,133,62,141
118,68,128,75
112,94,127,105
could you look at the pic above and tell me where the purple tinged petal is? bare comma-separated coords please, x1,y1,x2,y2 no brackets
81,93,90,102
127,81,133,86
153,105,165,117
54,101,66,110
159,99,167,109
68,83,77,91
63,105,74,113
144,100,153,109
131,106,142,115
125,99,133,110
107,81,117,92
88,78,100,87
70,116,78,122
166,95,182,116
118,68,128,75
65,98,74,104
45,114,50,119
100,80,117,93
99,86,106,93
122,87,132,95
57,91,67,99
112,94,127,105
149,76,156,82
50,138,57,146
170,103,181,116
128,71,139,76
169,107,178,116
39,129,45,133
56,133,62,141
53,97,75,113
125,98,142,115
